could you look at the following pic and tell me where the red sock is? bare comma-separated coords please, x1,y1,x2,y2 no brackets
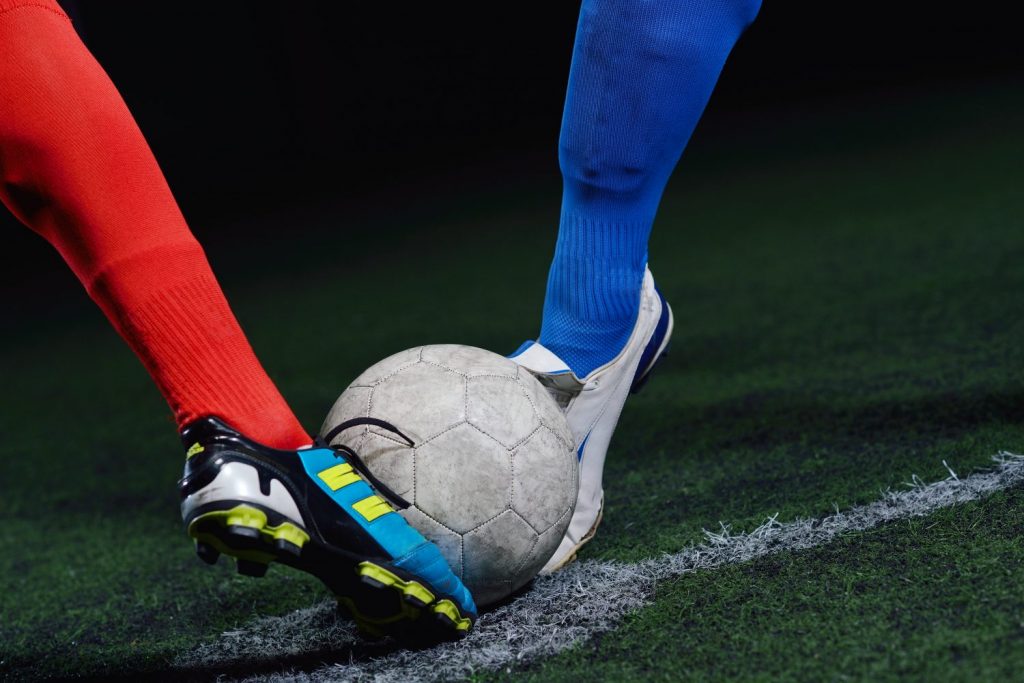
0,0,310,449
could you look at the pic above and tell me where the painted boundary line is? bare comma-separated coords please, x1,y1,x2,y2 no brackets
174,453,1024,682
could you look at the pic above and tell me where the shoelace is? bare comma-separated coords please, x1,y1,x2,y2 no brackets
316,417,415,510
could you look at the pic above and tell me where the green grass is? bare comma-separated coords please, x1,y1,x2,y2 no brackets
503,486,1024,682
1,81,1022,680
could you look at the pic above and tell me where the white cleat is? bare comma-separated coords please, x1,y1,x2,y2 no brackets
510,267,673,572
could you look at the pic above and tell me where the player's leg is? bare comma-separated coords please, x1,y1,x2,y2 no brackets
0,0,474,638
547,0,761,376
0,0,306,450
512,0,761,570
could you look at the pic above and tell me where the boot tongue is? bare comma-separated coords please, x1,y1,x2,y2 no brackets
509,341,584,393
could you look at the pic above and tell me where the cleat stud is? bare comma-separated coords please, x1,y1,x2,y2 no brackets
434,612,467,639
432,599,473,634
237,559,269,577
195,541,220,565
224,506,268,530
403,593,428,609
356,562,400,589
270,522,310,550
226,525,261,541
360,574,388,590
273,538,302,557
402,581,434,608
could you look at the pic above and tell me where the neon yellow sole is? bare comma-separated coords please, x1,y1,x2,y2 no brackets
345,562,471,634
187,505,473,638
358,562,435,606
187,504,310,566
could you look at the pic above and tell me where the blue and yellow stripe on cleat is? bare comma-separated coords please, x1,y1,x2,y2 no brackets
300,448,421,560
352,495,393,522
317,462,362,490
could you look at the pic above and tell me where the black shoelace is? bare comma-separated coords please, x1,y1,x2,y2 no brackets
315,417,415,510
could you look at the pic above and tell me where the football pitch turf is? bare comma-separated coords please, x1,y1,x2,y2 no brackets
1,82,1022,681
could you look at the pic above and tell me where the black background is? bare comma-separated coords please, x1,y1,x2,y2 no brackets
1,1,1021,294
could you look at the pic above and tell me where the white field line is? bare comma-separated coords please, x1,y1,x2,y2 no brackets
174,453,1024,683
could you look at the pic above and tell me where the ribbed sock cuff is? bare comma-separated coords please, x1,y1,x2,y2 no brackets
538,211,650,376
86,241,310,449
545,211,649,321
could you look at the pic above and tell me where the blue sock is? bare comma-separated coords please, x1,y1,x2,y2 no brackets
539,0,761,377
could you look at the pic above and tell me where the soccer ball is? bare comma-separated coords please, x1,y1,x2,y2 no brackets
321,344,578,606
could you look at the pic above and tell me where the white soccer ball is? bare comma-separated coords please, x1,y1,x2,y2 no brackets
321,344,578,606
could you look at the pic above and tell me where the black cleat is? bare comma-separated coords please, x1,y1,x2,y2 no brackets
179,416,477,641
